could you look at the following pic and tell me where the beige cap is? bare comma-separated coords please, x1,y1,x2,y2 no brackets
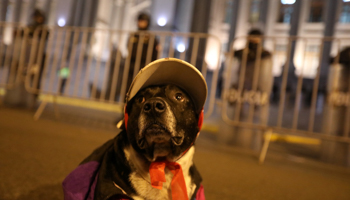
126,58,207,113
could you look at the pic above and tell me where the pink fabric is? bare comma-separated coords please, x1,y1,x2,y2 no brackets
196,185,206,200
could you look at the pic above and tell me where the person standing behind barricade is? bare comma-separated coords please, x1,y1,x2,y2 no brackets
4,9,48,108
224,28,273,150
232,29,272,91
127,13,159,87
27,9,49,98
105,13,159,102
106,13,159,127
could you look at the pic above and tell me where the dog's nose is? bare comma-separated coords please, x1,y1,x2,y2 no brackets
143,102,152,112
143,99,166,114
154,100,165,113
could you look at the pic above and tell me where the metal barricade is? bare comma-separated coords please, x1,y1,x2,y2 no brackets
0,23,29,89
223,42,273,151
0,22,36,106
222,36,350,165
21,26,220,120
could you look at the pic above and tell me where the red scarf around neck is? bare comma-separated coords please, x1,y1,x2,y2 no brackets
149,161,188,200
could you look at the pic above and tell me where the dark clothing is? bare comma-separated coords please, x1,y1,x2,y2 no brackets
234,42,271,62
27,25,49,91
129,32,159,64
231,42,272,90
62,130,205,200
102,32,159,101
330,47,350,66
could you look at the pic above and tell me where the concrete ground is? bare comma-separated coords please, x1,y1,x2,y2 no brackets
1,106,350,200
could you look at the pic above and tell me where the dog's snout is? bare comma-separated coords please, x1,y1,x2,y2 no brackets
142,99,166,114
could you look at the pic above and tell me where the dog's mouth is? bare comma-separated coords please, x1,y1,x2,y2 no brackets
138,122,184,146
137,123,184,160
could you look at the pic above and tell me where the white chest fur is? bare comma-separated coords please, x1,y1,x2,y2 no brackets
123,146,196,200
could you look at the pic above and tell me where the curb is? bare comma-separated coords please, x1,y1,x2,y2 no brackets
266,133,321,145
39,94,124,113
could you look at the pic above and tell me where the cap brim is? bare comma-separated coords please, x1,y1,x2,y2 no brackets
126,58,207,113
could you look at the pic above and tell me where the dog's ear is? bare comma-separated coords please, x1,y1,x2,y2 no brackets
116,105,128,130
197,109,204,131
124,105,129,130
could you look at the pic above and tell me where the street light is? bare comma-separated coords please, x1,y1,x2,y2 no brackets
157,17,167,27
58,18,66,27
176,44,185,52
281,0,296,4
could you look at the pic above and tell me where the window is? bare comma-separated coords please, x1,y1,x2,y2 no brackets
339,0,350,23
249,0,261,23
308,0,324,22
276,44,287,51
224,0,234,24
306,45,319,52
277,0,294,24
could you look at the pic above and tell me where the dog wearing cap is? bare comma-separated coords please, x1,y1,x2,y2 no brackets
62,58,207,200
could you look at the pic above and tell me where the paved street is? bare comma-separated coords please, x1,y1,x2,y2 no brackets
1,106,350,200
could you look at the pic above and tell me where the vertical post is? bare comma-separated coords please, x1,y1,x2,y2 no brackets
88,0,99,27
109,0,117,29
0,0,9,22
0,0,9,40
81,0,93,27
72,0,85,26
259,0,269,32
319,0,338,91
12,0,23,23
68,0,78,26
259,129,273,164
190,0,211,33
34,100,48,120
227,0,240,52
173,0,195,32
287,0,302,69
188,0,212,67
26,0,36,25
43,0,52,14
43,0,52,25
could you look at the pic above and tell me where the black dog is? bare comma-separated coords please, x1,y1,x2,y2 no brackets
127,85,199,162
63,58,207,200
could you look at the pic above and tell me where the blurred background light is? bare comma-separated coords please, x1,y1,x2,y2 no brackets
281,0,296,4
157,17,167,26
58,18,66,27
205,38,220,71
176,43,185,52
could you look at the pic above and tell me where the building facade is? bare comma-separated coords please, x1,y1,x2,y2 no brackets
1,0,350,75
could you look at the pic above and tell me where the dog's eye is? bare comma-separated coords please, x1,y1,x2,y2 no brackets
137,96,145,104
175,93,184,102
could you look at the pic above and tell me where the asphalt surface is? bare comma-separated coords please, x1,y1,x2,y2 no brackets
1,106,350,200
